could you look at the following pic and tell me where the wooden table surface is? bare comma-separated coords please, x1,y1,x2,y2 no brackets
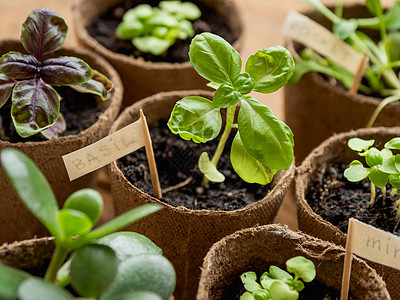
0,0,383,228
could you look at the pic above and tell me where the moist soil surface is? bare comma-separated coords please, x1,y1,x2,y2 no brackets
117,121,270,210
87,0,237,63
0,86,102,143
306,162,400,235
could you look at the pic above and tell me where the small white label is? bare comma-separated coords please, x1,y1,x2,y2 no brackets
63,118,146,181
282,10,364,74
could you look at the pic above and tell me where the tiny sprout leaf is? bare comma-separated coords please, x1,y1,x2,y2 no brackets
21,8,68,60
233,73,255,94
380,156,398,174
72,70,114,101
167,96,222,143
268,280,298,300
18,278,74,300
348,138,375,152
241,272,263,293
0,263,29,300
198,152,225,182
64,188,103,225
70,244,118,298
113,291,163,300
240,292,255,300
365,148,383,167
369,166,390,188
395,154,400,172
189,32,241,86
293,280,305,292
286,256,316,283
57,208,93,238
381,148,394,160
245,46,294,94
41,112,66,139
344,160,369,182
333,20,358,40
385,137,400,150
212,84,241,109
269,266,292,281
390,174,400,189
159,1,202,20
253,290,269,300
0,52,38,79
132,36,172,56
0,74,16,108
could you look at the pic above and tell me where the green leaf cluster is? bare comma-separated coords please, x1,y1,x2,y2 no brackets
240,256,316,300
292,0,400,128
0,8,113,139
167,32,295,185
116,1,201,55
0,148,175,300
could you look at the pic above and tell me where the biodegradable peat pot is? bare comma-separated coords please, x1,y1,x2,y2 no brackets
71,0,243,109
0,40,123,244
296,126,400,298
109,90,295,300
284,4,400,163
196,224,390,299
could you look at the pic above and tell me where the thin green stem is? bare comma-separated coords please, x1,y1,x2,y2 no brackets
390,187,398,197
382,186,387,207
366,94,400,128
44,245,68,283
368,182,376,207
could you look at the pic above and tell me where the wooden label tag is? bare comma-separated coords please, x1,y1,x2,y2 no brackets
282,10,364,74
63,118,146,181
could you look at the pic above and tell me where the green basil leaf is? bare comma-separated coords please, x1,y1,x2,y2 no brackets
21,8,68,60
40,112,66,140
18,278,73,300
11,80,60,137
348,138,375,152
159,1,201,20
0,263,30,300
0,149,61,239
380,156,398,174
385,137,400,150
333,20,358,40
286,256,316,283
389,174,400,190
238,97,294,170
70,244,118,298
240,272,262,293
230,133,276,184
116,20,144,39
369,166,390,188
71,70,114,101
0,74,16,108
198,152,225,182
268,280,298,300
365,148,383,167
132,36,172,56
168,96,222,143
269,266,292,281
0,52,38,79
233,73,255,94
57,208,93,238
40,57,93,86
245,46,294,93
189,32,241,85
212,84,241,109
113,291,163,300
344,160,370,182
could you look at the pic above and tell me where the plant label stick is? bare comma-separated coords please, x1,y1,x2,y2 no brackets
350,52,369,94
62,110,162,198
282,10,364,75
341,218,355,300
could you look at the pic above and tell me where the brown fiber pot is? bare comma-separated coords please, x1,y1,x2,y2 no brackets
284,4,400,163
0,40,123,244
196,224,390,299
296,126,400,299
109,90,295,300
71,0,243,109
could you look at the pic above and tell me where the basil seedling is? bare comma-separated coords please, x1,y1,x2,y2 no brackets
168,32,295,186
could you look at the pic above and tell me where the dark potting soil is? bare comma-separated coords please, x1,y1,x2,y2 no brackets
117,120,270,211
307,162,400,236
0,86,102,143
87,0,237,63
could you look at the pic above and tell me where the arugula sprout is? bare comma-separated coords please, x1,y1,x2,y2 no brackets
291,0,400,128
240,256,316,300
167,32,295,186
116,0,201,55
0,148,176,300
0,8,113,139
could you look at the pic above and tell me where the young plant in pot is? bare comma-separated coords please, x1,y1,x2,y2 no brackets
295,126,400,298
0,148,176,300
110,32,295,299
0,7,123,243
284,0,400,161
71,0,243,107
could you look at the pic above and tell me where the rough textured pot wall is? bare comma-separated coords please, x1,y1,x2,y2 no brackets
109,90,294,300
0,40,122,244
296,127,400,299
197,224,390,300
71,0,243,109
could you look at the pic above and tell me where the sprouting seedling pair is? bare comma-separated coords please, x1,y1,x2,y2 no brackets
116,0,201,56
0,148,176,300
240,256,316,300
167,32,295,186
0,8,113,139
344,137,400,231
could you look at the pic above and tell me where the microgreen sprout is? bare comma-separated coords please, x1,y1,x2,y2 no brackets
116,0,201,55
291,0,400,128
240,256,316,300
0,148,176,299
0,8,113,139
167,32,295,186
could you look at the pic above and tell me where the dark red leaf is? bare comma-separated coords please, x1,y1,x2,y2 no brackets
41,112,66,139
0,51,38,79
21,8,68,61
71,70,114,100
11,79,60,137
40,57,93,86
0,74,17,108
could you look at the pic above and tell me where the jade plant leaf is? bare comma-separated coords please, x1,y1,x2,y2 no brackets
18,278,73,300
167,96,222,143
57,208,93,238
21,8,68,60
238,96,294,170
0,52,38,79
70,244,118,298
212,84,241,109
286,256,316,283
11,79,60,137
198,152,225,182
245,46,294,93
189,32,241,86
0,263,29,300
344,160,370,182
0,74,16,108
